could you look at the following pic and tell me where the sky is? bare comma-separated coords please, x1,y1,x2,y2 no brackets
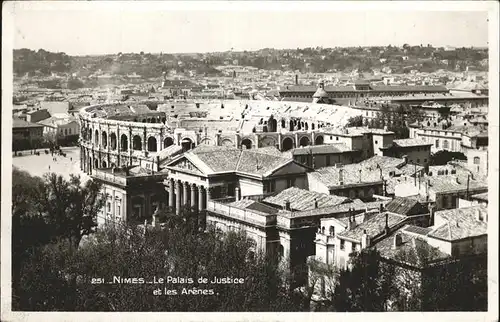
8,2,490,56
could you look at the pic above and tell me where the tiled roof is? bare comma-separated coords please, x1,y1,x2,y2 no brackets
309,163,383,188
291,143,354,156
471,192,488,201
175,146,301,177
403,225,433,236
385,197,424,216
228,199,278,215
13,117,44,128
392,138,433,147
375,229,450,266
263,187,348,211
279,200,389,219
337,212,407,241
155,145,183,164
428,205,487,241
357,155,405,171
425,174,487,194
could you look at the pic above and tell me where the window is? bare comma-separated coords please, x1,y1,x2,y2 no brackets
329,226,335,236
340,240,345,250
435,139,439,148
424,158,427,163
326,155,331,166
287,177,296,188
107,202,111,213
443,140,449,149
336,136,339,141
116,204,121,217
321,226,325,234
351,242,356,253
473,156,480,165
264,180,276,193
375,140,378,144
330,136,333,139
417,158,420,164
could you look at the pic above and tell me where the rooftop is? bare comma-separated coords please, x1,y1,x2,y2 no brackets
337,212,407,242
428,205,487,241
392,138,433,148
291,143,355,156
308,163,384,189
263,187,349,211
13,117,44,128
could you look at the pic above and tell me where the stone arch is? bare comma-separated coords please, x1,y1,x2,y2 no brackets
269,117,278,132
110,133,117,150
282,137,294,151
147,136,157,152
121,134,128,151
315,135,324,145
200,138,212,145
241,138,253,150
133,135,142,150
164,137,174,148
94,129,99,145
220,139,233,147
299,136,310,147
181,137,194,152
101,131,107,149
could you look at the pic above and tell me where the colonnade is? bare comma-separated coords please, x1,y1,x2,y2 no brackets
167,178,211,215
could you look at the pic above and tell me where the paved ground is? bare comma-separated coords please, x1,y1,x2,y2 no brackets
13,147,90,182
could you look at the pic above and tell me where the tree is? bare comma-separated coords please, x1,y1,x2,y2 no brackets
346,115,363,127
38,173,105,250
13,202,303,311
429,150,467,165
331,249,395,311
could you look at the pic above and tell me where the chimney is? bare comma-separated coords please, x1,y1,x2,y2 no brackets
235,187,241,201
359,169,362,183
295,74,299,85
379,203,384,213
314,198,319,209
476,209,483,222
338,168,344,185
403,155,409,165
428,204,435,227
392,233,403,249
284,200,291,211
361,229,370,249
384,212,390,235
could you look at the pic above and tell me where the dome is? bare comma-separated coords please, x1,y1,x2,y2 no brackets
313,87,328,98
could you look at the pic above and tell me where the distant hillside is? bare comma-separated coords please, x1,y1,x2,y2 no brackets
14,45,488,78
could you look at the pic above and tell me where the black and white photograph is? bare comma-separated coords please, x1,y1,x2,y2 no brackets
1,1,498,321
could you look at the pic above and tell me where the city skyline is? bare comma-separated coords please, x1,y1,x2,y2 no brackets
8,2,490,56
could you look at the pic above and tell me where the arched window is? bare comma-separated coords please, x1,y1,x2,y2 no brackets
147,136,157,152
443,140,449,149
473,156,480,164
120,134,128,151
133,135,142,150
321,226,325,234
329,226,335,236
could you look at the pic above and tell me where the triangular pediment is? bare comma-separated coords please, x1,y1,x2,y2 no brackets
167,156,206,175
267,160,309,177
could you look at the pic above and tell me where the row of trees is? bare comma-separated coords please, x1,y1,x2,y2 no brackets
346,104,426,139
12,169,303,311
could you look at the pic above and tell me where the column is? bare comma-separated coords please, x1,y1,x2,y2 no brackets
117,127,121,166
175,181,181,215
191,184,197,210
198,186,205,212
295,133,299,148
183,182,189,206
169,178,175,208
311,132,316,146
278,133,282,150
